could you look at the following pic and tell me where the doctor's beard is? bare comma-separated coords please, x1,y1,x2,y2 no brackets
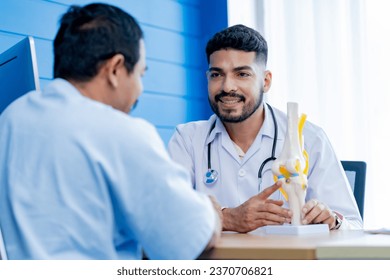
208,90,264,123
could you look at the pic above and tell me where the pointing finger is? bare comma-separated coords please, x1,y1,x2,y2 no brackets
258,181,283,200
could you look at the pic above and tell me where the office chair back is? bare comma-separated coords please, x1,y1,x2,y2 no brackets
341,160,366,219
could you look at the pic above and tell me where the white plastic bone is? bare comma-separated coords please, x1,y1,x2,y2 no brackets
271,102,308,225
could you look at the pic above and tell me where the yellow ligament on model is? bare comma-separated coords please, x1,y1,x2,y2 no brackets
276,113,309,201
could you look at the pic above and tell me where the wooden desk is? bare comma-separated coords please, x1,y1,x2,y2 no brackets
201,230,390,260
317,232,390,259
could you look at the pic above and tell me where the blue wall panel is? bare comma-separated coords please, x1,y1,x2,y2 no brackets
133,92,207,127
143,25,202,67
0,0,228,145
143,59,205,97
0,0,66,39
46,0,202,36
33,38,53,79
0,32,24,53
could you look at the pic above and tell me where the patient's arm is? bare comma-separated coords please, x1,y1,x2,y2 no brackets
202,196,222,251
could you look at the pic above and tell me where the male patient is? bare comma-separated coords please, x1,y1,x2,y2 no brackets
0,3,221,259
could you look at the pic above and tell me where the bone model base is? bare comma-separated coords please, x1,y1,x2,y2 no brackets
272,102,309,226
255,224,329,236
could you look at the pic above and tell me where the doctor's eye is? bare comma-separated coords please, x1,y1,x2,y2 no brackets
237,72,251,78
208,72,222,79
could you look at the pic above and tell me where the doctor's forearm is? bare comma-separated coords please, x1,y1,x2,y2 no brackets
221,207,250,233
221,208,238,232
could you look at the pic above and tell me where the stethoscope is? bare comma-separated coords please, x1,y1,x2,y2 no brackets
204,103,278,190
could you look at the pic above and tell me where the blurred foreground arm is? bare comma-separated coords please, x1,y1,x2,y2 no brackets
203,196,222,251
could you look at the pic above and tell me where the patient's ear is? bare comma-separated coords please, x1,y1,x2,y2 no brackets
105,54,125,88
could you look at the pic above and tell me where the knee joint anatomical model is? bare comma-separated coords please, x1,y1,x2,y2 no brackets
272,102,309,225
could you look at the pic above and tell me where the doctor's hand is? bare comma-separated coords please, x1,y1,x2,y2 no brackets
221,181,292,233
301,199,337,229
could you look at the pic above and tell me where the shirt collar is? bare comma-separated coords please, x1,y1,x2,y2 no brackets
205,114,223,145
45,78,114,110
44,78,82,98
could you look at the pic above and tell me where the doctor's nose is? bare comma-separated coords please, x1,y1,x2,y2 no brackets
222,76,238,93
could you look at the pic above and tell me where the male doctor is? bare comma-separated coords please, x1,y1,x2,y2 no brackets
168,24,362,233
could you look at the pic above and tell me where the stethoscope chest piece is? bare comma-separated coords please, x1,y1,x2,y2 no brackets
204,169,218,185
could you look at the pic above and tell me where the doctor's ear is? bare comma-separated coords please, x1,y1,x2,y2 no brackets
263,70,272,93
105,54,126,88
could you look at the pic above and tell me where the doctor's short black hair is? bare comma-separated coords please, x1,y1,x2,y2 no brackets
205,24,268,66
54,3,143,81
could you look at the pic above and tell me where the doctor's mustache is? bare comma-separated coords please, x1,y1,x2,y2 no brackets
214,91,246,102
